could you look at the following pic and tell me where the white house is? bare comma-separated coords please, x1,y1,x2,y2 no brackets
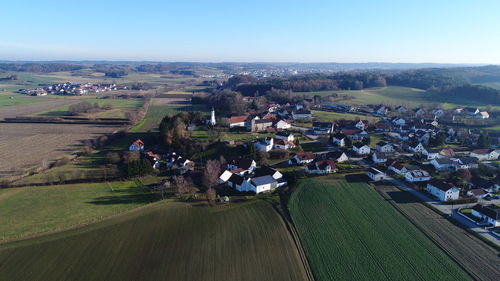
275,131,294,142
332,133,347,147
388,162,407,175
471,205,500,227
376,141,394,153
415,108,425,116
129,139,144,151
253,137,274,152
426,179,460,202
405,170,431,182
467,189,488,199
249,175,278,194
355,120,368,130
312,122,335,135
476,111,489,119
431,158,454,170
229,115,249,128
470,149,500,161
227,158,257,173
422,148,442,160
408,142,425,153
396,106,407,113
305,160,338,175
273,138,296,150
392,117,406,126
289,152,315,165
328,151,349,163
366,168,386,181
372,152,388,163
274,120,291,130
353,142,371,155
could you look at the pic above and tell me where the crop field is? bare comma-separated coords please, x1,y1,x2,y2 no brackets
0,181,157,242
288,176,469,281
0,123,120,179
375,184,500,281
311,110,381,122
35,98,143,118
0,97,81,119
0,200,308,281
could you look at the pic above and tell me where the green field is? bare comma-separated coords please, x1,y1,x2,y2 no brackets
288,176,469,281
0,200,308,281
0,181,157,242
0,93,52,107
36,98,143,118
312,110,381,122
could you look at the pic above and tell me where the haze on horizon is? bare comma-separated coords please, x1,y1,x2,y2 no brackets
1,0,500,64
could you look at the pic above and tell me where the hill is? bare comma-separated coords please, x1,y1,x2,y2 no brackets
0,200,309,281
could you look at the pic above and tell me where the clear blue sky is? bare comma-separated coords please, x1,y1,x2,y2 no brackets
1,0,499,63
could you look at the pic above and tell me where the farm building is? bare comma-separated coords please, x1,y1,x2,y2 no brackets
305,160,337,175
366,168,385,181
405,170,431,182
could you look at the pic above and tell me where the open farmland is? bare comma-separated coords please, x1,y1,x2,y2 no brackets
375,184,500,281
0,97,81,119
311,110,381,122
35,98,143,118
0,123,120,179
0,200,309,281
288,176,470,281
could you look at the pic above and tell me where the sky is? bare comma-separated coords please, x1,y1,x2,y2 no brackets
1,0,500,63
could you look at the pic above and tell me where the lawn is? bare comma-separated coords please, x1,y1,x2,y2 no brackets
300,141,327,152
288,176,469,281
312,110,381,122
0,181,157,242
0,200,308,281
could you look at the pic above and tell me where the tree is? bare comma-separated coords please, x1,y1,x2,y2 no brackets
202,160,222,190
344,137,353,147
257,150,269,165
206,187,217,205
477,132,491,148
362,136,371,146
106,152,121,164
457,169,472,182
173,175,195,198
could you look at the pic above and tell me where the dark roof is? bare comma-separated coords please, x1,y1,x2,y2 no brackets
251,175,276,186
295,152,315,161
468,189,486,196
328,151,346,160
316,160,336,170
228,174,244,185
472,205,500,220
373,152,387,159
428,179,455,191
312,121,333,128
254,166,278,177
332,133,346,140
367,168,384,175
353,142,366,149
276,130,292,137
457,157,478,165
255,118,273,124
233,158,254,170
376,141,388,146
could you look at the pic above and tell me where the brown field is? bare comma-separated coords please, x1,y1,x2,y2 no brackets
0,98,81,120
376,184,500,281
0,123,120,179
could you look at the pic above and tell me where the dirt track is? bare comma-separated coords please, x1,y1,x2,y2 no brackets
376,185,500,281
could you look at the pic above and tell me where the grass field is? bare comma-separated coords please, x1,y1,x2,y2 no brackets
312,110,381,122
0,200,308,281
0,92,50,107
376,184,500,281
35,98,143,118
0,181,157,242
288,176,469,281
300,141,328,152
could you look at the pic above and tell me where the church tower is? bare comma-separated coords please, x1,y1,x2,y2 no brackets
209,107,216,126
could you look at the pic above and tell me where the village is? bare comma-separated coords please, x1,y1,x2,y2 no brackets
123,98,500,241
18,82,127,96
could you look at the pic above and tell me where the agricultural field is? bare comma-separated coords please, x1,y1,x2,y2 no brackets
0,123,120,181
311,110,381,122
35,98,143,118
300,141,328,152
0,97,81,119
0,200,309,281
288,176,470,281
0,180,157,242
376,184,500,281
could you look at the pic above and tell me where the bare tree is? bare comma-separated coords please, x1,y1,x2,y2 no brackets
202,160,221,190
173,175,195,198
206,187,217,205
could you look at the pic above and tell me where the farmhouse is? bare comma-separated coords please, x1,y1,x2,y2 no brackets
227,158,257,173
476,111,489,119
274,119,291,130
431,158,454,170
289,152,315,165
229,115,249,128
471,205,500,227
467,189,488,199
313,122,335,135
253,138,273,152
305,160,338,174
366,168,386,181
405,170,431,182
129,139,144,151
422,148,442,160
332,133,347,147
249,118,273,132
426,179,460,202
408,142,425,153
470,149,500,161
275,131,294,142
273,138,296,150
388,162,407,174
353,142,370,155
355,120,369,130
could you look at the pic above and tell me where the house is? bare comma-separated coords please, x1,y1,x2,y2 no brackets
273,138,296,150
366,168,386,181
227,158,257,173
355,120,369,130
431,109,444,116
415,108,425,116
392,117,406,126
431,157,454,170
332,133,347,147
248,118,273,132
426,179,460,202
229,115,249,128
396,106,407,113
439,148,455,158
305,160,338,174
129,139,144,151
405,170,431,182
372,152,388,163
289,152,315,165
312,122,334,135
353,142,371,155
388,162,407,175
467,189,488,199
376,141,394,153
476,111,489,119
471,205,500,227
374,105,388,116
341,129,366,140
327,151,349,163
274,119,291,130
470,149,500,161
463,107,480,116
422,148,442,160
254,166,283,181
218,170,234,184
375,123,391,132
253,137,274,152
248,175,278,193
408,142,425,153
452,157,478,170
275,131,294,142
291,109,312,119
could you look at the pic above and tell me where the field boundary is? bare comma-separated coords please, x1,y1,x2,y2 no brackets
374,185,479,281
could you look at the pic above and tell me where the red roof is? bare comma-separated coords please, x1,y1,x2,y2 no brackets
132,139,144,147
146,152,161,159
341,129,361,135
315,160,337,170
229,115,248,124
296,152,315,161
469,189,486,196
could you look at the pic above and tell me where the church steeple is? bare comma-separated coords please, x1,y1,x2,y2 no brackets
209,107,216,126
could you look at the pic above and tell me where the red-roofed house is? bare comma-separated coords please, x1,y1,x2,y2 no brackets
305,160,337,174
129,139,144,151
229,115,249,128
